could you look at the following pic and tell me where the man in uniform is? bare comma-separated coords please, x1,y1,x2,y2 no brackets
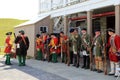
4,32,13,65
70,29,81,68
107,28,120,77
46,34,51,62
14,30,29,66
69,29,74,64
92,29,103,73
81,28,91,69
41,31,47,61
48,33,59,63
35,34,43,60
59,31,68,63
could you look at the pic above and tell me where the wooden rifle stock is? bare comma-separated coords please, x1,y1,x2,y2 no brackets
101,31,107,75
66,40,70,66
103,44,107,75
13,33,17,58
14,33,16,39
89,47,93,71
61,43,63,62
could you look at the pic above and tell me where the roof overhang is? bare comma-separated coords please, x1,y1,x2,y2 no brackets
15,13,50,28
15,0,120,28
50,0,120,18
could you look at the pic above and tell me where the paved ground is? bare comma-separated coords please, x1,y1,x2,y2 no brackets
0,56,118,80
0,59,68,80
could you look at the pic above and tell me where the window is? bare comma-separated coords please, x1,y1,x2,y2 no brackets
40,26,48,32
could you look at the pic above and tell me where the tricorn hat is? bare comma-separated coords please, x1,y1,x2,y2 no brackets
107,28,115,33
69,29,74,33
94,29,100,32
81,28,87,31
19,30,24,34
60,31,64,34
6,32,12,35
42,31,46,33
50,33,55,36
36,34,40,38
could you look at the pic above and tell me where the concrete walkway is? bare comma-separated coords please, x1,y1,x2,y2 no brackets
0,56,68,80
0,55,117,80
24,59,117,80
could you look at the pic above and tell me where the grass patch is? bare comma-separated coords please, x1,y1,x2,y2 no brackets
0,18,28,54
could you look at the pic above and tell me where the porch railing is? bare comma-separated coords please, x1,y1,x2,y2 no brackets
51,0,89,10
39,0,89,13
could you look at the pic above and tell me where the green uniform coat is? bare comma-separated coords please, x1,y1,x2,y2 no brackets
92,35,103,57
70,34,81,53
81,33,91,53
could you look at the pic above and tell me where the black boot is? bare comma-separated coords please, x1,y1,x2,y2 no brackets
18,55,22,66
82,65,85,68
97,70,103,73
22,56,26,66
82,55,86,69
5,54,12,65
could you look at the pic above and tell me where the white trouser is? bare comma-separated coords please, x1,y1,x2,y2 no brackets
115,62,119,76
109,61,119,75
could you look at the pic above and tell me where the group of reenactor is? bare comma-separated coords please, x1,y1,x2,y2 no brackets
4,30,29,66
3,27,120,77
35,28,120,77
35,31,59,63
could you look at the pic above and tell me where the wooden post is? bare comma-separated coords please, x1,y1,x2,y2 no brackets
115,5,120,35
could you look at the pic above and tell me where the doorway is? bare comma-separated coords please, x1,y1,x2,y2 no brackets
106,16,115,29
106,16,115,39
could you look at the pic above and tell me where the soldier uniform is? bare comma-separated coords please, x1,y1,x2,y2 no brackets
107,28,120,77
69,29,74,64
81,28,91,69
46,34,51,62
70,29,81,68
35,34,43,60
92,30,103,73
4,32,12,65
15,30,29,66
41,31,47,61
59,31,68,63
48,33,59,63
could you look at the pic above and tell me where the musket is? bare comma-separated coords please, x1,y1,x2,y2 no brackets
101,31,107,75
60,37,66,62
66,39,70,66
61,42,63,62
88,46,93,71
13,33,17,58
14,33,16,39
103,43,107,75
89,37,93,71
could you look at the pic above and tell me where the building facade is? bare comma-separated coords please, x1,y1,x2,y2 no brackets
15,0,120,57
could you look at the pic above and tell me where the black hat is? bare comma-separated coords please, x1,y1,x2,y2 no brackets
51,33,55,36
81,28,87,31
42,31,46,33
6,32,12,35
60,31,64,34
107,28,115,33
94,29,100,32
36,34,40,38
19,30,24,34
70,29,74,33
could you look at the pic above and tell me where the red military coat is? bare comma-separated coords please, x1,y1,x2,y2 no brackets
36,38,43,50
49,37,59,54
60,35,68,53
108,34,120,62
4,36,12,54
42,35,47,53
